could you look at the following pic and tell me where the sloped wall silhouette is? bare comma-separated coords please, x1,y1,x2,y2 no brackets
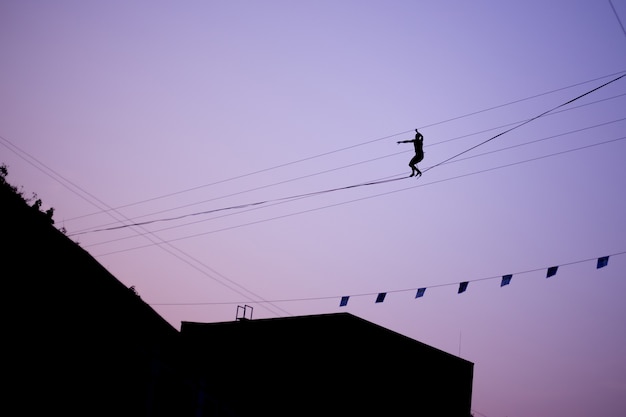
1,171,473,416
1,175,187,415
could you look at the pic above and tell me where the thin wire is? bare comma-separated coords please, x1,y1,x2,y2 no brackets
417,70,626,130
4,72,624,315
83,125,626,250
609,0,626,40
151,250,626,305
423,73,626,174
69,152,408,234
68,175,407,236
79,116,626,248
71,72,626,237
92,135,626,255
64,70,626,222
0,134,292,317
65,130,412,222
66,91,626,236
428,92,626,149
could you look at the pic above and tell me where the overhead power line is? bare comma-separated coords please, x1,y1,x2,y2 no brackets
66,92,626,237
90,134,626,255
609,0,626,40
150,250,626,306
63,70,626,223
0,133,293,318
2,71,624,318
68,175,407,236
71,72,626,238
75,118,626,242
423,72,626,173
83,125,626,251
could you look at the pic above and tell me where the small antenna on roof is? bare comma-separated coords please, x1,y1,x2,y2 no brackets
236,304,253,321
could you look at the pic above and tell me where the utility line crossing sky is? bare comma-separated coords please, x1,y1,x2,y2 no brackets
2,2,626,416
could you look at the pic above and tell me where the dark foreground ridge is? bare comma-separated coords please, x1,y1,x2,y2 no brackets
1,166,473,416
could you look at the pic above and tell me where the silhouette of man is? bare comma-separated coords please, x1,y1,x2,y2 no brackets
397,129,424,177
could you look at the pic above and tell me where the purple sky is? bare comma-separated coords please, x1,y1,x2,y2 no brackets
2,1,626,416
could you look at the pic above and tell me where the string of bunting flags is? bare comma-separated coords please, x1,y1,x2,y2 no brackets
150,251,623,308
339,254,619,307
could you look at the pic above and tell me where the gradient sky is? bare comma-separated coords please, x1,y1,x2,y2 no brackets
2,1,626,416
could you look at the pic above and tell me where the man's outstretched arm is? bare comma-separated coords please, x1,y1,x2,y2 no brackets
397,139,414,144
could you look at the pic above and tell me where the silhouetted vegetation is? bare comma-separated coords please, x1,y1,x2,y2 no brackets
2,162,474,416
1,163,55,224
0,163,22,196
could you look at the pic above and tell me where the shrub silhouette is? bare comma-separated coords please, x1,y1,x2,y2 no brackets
1,163,55,224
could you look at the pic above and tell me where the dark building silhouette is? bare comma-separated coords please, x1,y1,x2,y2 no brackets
1,170,473,416
180,314,474,416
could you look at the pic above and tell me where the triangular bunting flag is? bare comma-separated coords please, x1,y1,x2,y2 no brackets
597,256,609,269
415,288,426,298
501,274,512,287
458,282,468,294
375,292,386,303
339,296,349,307
546,266,558,278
